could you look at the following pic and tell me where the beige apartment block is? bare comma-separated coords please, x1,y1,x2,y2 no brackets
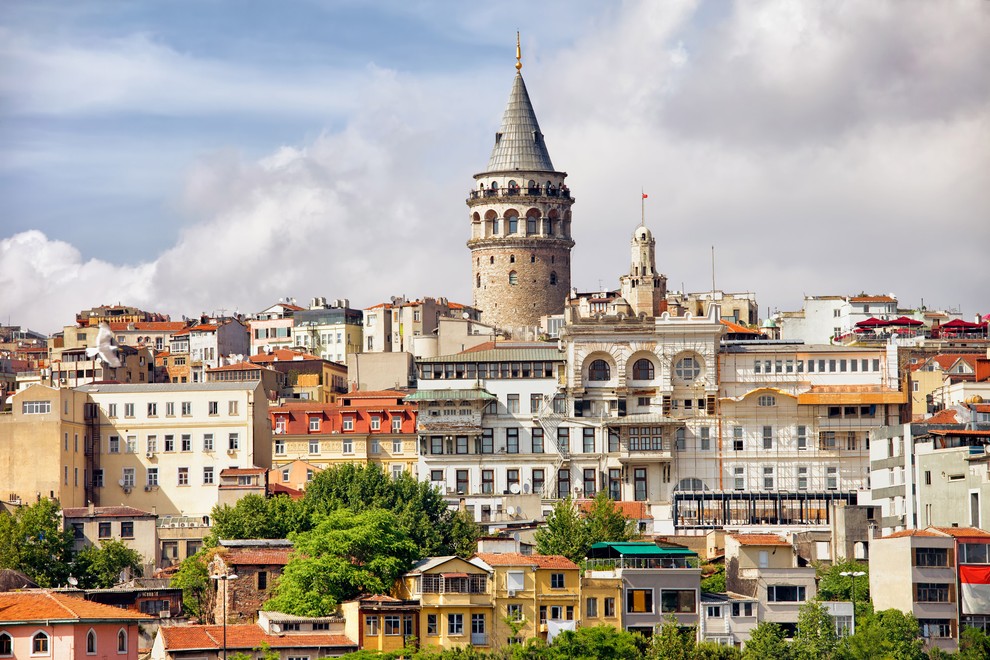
76,381,272,518
0,384,90,508
63,504,159,576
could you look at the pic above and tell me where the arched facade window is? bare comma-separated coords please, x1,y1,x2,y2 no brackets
0,632,12,656
509,254,515,263
673,355,702,382
507,214,518,234
588,359,611,382
86,629,97,655
632,358,655,380
117,629,127,653
32,632,49,655
549,272,558,286
508,271,518,286
526,212,539,235
527,179,537,193
476,274,481,288
674,477,706,492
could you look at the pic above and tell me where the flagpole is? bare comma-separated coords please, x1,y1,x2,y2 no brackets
641,189,645,227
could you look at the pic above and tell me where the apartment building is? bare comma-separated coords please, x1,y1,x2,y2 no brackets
292,298,363,364
363,296,481,354
63,505,159,576
0,384,90,508
249,301,304,355
776,295,900,345
341,595,420,653
270,390,418,478
584,542,701,635
724,533,817,638
395,556,493,651
250,348,347,403
473,552,581,643
76,381,272,518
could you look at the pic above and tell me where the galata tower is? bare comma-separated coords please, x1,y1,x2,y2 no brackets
467,36,575,333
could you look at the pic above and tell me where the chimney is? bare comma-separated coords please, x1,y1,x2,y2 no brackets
88,501,95,517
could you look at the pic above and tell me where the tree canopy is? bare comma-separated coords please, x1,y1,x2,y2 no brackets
264,508,419,616
0,499,75,587
817,560,870,603
72,539,143,588
535,493,635,564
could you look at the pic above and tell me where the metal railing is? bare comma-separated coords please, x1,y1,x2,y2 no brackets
468,187,572,200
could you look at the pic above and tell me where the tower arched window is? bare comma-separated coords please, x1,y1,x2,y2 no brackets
530,254,536,263
527,213,538,235
490,181,498,190
508,271,518,286
32,632,49,655
492,218,499,235
545,218,553,235
117,629,127,653
508,216,518,234
588,359,611,382
632,359,655,380
86,629,97,655
509,254,515,263
527,179,537,194
476,274,481,288
550,272,558,286
490,256,495,264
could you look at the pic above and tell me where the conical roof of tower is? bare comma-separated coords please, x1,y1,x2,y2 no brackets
485,73,555,173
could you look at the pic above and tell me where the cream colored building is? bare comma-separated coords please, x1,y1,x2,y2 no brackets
0,384,89,508
76,381,272,518
292,298,363,364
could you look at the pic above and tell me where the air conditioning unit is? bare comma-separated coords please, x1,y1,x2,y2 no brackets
144,486,152,492
146,451,154,458
508,590,518,598
159,609,171,619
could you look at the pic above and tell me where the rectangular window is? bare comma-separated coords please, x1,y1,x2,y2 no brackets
733,467,745,490
767,585,806,602
94,469,104,488
609,429,619,452
920,620,953,639
626,589,653,614
122,468,135,488
482,469,494,494
762,426,773,449
609,469,621,500
109,436,120,453
98,521,112,538
309,439,320,454
181,434,192,451
733,427,744,451
797,425,807,450
827,467,838,490
532,469,545,496
147,468,159,487
448,613,463,635
165,401,174,416
915,548,949,567
203,467,214,485
675,428,686,451
181,401,192,416
228,433,239,451
120,521,134,538
107,402,117,417
532,428,544,453
392,439,402,454
763,466,775,490
392,417,402,433
343,439,353,453
146,435,158,454
369,415,381,431
177,467,189,486
427,614,438,636
384,615,401,636
661,589,697,614
605,597,616,617
586,597,599,618
125,436,137,453
557,427,570,453
557,469,571,499
915,583,951,603
343,417,354,431
124,403,135,417
507,394,520,413
584,469,596,497
147,402,157,417
456,436,468,454
531,393,542,413
203,433,214,452
228,400,238,415
456,470,469,494
797,466,808,490
366,615,379,636
507,469,520,491
505,428,518,454
370,439,380,454
583,428,595,453
551,573,565,589
208,401,218,415
700,427,711,450
634,468,648,501
309,417,320,431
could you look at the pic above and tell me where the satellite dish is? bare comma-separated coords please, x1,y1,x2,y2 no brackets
118,479,125,487
462,312,470,319
271,623,282,633
506,506,517,516
509,483,521,494
67,576,78,586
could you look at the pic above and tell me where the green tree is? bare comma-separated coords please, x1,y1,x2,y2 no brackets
0,499,74,587
170,547,223,622
534,498,589,564
837,607,925,660
73,539,143,588
700,566,726,593
791,601,838,660
209,493,310,542
264,508,418,616
816,560,869,603
448,508,482,559
694,641,742,659
304,464,469,557
647,616,696,660
959,625,990,660
743,622,790,660
548,625,645,660
584,490,635,544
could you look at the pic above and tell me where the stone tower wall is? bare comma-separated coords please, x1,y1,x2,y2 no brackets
471,241,571,330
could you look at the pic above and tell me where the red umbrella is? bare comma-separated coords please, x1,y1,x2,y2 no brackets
890,316,924,326
856,317,889,328
941,318,982,329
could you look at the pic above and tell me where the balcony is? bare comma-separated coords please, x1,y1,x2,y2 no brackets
471,633,489,646
467,187,572,201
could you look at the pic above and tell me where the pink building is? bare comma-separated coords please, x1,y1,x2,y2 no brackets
0,591,150,658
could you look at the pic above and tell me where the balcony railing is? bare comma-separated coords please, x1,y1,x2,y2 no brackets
584,556,699,571
471,633,489,646
468,187,571,201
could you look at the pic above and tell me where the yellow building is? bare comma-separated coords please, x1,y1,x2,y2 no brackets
341,595,420,653
0,384,90,508
579,572,623,631
395,556,494,650
472,553,581,644
908,354,979,420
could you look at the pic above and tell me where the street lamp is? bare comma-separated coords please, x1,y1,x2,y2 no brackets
839,570,866,635
210,573,239,660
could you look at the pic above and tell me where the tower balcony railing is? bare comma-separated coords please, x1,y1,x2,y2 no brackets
468,187,572,201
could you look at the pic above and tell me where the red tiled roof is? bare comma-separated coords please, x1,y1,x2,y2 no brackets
343,389,409,398
720,319,762,335
251,349,323,363
208,362,265,372
220,467,267,476
882,529,945,539
850,295,896,303
268,482,305,500
576,499,649,520
62,506,155,518
160,625,355,651
108,321,187,332
473,553,578,570
172,324,218,336
729,534,791,547
361,594,403,603
975,404,990,413
225,548,292,566
931,527,990,539
0,592,152,622
930,429,990,437
924,409,960,425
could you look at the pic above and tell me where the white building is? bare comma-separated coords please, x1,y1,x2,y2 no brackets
776,295,898,345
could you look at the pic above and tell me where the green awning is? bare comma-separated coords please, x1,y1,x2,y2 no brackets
403,389,496,402
588,542,698,558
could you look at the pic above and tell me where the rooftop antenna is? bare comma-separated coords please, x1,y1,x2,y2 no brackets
516,32,522,72
711,246,716,295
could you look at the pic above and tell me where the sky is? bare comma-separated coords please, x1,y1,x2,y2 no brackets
1,0,987,334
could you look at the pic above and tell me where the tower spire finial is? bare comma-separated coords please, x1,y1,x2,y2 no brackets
516,32,522,71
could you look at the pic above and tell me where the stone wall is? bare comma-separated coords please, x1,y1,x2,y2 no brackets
471,242,571,331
